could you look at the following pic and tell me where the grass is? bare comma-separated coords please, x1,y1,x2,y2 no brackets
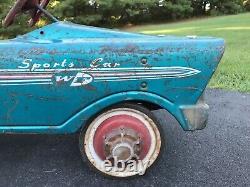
126,13,250,92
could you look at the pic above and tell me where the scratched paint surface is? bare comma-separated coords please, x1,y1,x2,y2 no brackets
0,22,225,133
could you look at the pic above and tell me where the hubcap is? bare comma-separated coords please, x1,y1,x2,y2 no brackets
112,142,134,161
104,127,140,162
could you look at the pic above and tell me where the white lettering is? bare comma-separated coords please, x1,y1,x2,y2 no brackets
103,160,113,172
61,59,67,67
18,58,120,73
70,73,93,87
18,59,32,69
101,157,151,176
53,63,60,68
55,76,75,82
138,160,151,175
68,62,74,68
127,160,137,172
43,63,50,68
90,58,103,68
31,63,41,71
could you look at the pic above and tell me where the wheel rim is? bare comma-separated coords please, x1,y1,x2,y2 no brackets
84,108,161,177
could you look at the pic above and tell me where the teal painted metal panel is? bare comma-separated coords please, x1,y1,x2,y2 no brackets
0,22,225,134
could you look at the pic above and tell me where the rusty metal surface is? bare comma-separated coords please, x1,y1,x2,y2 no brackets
0,21,225,133
180,93,210,130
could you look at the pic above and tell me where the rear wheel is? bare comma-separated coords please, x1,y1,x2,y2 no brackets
79,103,162,178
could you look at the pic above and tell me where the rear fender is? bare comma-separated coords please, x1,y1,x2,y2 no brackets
53,91,187,133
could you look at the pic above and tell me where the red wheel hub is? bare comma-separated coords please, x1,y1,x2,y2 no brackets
93,114,152,161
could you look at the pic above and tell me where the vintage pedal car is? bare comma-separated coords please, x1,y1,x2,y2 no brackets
0,0,225,178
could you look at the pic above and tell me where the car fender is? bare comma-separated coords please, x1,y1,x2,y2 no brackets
58,91,187,134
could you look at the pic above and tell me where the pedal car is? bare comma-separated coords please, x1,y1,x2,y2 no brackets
0,0,225,178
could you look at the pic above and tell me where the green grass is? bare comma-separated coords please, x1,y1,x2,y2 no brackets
126,13,250,92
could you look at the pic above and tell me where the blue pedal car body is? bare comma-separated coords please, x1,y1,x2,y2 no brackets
0,21,224,133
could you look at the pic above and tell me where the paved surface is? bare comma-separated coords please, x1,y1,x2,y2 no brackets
0,89,249,187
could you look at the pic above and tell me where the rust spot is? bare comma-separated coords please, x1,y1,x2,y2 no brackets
83,84,96,91
99,45,164,55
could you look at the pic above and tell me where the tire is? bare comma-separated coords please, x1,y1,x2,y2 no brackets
79,103,164,178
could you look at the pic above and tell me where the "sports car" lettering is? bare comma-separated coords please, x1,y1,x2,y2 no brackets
18,59,74,71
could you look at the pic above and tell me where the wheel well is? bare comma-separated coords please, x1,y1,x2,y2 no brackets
79,100,162,133
120,100,162,111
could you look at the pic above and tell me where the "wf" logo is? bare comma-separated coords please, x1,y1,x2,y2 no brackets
55,73,93,87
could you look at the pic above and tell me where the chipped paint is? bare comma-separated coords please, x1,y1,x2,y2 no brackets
0,21,225,134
